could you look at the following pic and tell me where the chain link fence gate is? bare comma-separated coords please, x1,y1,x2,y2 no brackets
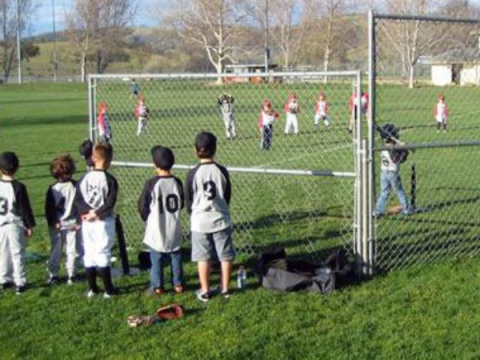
88,71,366,266
368,12,480,272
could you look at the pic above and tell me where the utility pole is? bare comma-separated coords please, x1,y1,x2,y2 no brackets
52,0,58,82
264,0,269,76
16,0,22,84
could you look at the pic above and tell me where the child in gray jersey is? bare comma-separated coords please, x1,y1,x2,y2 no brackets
138,146,185,296
45,154,82,286
185,132,235,302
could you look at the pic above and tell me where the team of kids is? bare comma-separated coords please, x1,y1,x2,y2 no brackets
0,132,234,302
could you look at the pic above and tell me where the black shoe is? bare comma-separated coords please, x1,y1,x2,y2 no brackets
221,290,232,299
1,282,14,290
16,286,27,295
196,290,212,303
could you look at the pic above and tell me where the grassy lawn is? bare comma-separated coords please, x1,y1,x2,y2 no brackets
1,82,480,359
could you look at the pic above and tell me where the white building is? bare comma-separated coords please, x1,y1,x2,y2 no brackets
431,49,480,86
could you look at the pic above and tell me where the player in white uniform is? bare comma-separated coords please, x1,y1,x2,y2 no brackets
45,154,82,286
135,96,150,136
434,94,449,132
97,102,112,142
258,99,279,150
138,146,185,295
185,132,235,302
314,91,330,128
284,93,300,134
374,124,410,216
0,152,35,295
218,94,237,139
75,143,118,298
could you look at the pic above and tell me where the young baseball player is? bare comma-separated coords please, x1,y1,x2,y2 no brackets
75,142,118,298
138,146,185,295
374,124,410,217
135,96,150,136
130,79,140,99
185,132,235,302
97,102,112,142
217,94,237,139
284,93,300,135
434,94,449,132
258,99,280,150
314,91,330,128
45,154,82,286
0,152,35,295
349,89,369,133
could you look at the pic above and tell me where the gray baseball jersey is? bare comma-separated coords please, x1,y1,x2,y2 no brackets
45,180,77,229
0,180,35,229
185,162,231,233
138,176,184,253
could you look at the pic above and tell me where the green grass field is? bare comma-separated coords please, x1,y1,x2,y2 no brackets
1,82,480,360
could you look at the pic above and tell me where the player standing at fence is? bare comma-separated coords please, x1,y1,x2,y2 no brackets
130,79,140,100
138,146,185,296
374,124,410,217
284,93,300,135
218,94,237,140
97,102,112,142
314,91,330,128
135,96,150,136
258,99,280,150
75,143,118,299
349,88,368,133
45,154,82,286
0,152,35,295
185,132,235,302
434,94,449,133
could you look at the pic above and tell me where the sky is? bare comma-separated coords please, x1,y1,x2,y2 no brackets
32,0,164,35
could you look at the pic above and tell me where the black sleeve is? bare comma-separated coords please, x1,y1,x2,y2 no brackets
74,176,92,220
231,96,235,104
218,165,231,205
14,182,36,229
45,186,57,227
174,177,185,210
184,167,198,214
138,178,155,222
96,173,119,219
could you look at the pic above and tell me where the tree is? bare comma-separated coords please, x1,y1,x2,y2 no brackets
170,0,252,82
66,0,136,82
0,0,35,83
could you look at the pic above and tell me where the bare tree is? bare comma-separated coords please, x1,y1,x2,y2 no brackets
267,0,313,70
66,0,136,82
170,0,252,82
0,0,34,83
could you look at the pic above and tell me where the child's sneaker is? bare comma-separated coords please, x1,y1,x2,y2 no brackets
87,290,98,298
48,276,59,286
16,286,26,295
1,282,13,290
67,276,77,286
221,290,232,299
153,288,166,296
196,290,212,303
103,288,119,299
174,285,184,294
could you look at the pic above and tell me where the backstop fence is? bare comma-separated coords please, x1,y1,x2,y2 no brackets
368,12,480,272
88,72,366,267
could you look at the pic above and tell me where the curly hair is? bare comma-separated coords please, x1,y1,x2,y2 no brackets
50,154,76,180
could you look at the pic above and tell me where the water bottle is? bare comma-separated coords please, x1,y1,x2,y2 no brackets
237,266,247,289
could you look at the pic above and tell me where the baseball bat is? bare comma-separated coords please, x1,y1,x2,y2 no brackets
410,163,417,211
115,215,130,276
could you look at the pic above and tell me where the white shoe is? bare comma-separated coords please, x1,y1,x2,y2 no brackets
103,292,111,300
87,290,97,298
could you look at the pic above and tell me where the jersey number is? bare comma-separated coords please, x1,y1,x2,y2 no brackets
158,194,180,214
0,197,9,216
203,181,217,200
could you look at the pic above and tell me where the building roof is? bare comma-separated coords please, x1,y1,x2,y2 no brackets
432,48,480,65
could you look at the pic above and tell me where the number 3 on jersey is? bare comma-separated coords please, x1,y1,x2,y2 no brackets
203,181,217,200
0,197,9,216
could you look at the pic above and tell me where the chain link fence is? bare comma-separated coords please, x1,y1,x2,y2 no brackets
369,13,480,271
89,72,362,262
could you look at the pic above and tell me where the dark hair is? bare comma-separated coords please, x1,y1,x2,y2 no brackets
93,142,113,163
151,146,175,171
79,138,94,167
50,154,76,180
0,152,19,176
195,132,217,159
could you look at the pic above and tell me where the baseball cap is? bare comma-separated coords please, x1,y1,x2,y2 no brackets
195,132,217,158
